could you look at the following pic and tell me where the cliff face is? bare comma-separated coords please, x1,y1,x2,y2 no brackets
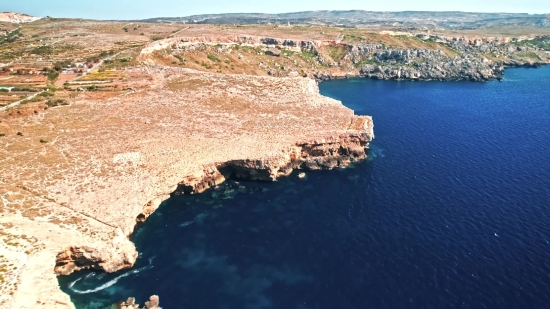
177,116,373,195
140,35,323,56
0,66,373,308
0,12,40,23
343,34,545,81
54,228,137,276
143,33,549,82
353,48,504,81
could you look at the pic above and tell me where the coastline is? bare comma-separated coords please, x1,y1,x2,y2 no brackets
0,67,373,308
0,19,549,308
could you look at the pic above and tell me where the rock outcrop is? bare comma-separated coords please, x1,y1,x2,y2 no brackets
143,33,549,82
54,229,137,276
177,116,373,195
139,35,321,56
117,295,160,309
0,12,40,23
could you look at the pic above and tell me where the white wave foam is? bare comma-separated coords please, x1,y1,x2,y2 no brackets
69,258,154,294
179,221,194,227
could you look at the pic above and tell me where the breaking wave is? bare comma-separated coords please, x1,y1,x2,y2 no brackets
69,258,154,294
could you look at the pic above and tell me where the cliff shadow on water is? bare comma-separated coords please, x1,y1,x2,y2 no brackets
57,162,376,309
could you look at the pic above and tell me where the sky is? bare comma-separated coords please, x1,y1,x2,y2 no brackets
3,0,550,20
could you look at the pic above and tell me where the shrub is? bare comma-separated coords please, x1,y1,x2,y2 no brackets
207,54,221,62
48,71,59,81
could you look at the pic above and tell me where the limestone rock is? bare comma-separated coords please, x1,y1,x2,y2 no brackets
266,48,281,57
54,229,137,275
118,295,160,309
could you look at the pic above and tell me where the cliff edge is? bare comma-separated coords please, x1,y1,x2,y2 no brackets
0,66,373,308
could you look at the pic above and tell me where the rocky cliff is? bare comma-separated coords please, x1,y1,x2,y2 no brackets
344,34,546,81
143,33,550,82
0,66,373,308
0,12,40,24
350,46,504,81
177,116,373,195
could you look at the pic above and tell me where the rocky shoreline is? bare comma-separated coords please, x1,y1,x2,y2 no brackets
53,116,374,277
314,61,547,82
2,23,549,309
149,33,550,82
0,65,374,308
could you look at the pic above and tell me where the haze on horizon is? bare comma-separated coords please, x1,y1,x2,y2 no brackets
3,0,550,20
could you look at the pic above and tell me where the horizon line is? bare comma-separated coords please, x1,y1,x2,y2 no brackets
3,9,549,21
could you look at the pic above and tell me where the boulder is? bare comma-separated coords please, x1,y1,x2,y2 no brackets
266,48,281,57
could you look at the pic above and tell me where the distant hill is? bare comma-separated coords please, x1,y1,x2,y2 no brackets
136,10,550,30
0,12,41,24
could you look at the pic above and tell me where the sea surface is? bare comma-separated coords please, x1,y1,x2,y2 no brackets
59,67,550,309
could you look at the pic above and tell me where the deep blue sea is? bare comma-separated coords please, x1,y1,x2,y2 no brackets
59,67,550,309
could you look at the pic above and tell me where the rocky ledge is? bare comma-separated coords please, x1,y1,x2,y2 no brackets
177,117,373,195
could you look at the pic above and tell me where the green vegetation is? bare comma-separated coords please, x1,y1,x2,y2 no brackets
30,45,53,55
207,54,221,62
99,50,116,58
0,28,22,45
326,45,350,62
10,87,39,92
354,59,381,67
282,50,296,57
29,44,76,56
301,51,317,59
47,71,59,82
514,36,550,51
344,34,365,43
200,61,212,69
45,98,68,107
517,51,542,61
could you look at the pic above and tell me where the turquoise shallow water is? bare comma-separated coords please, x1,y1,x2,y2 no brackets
60,67,550,308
